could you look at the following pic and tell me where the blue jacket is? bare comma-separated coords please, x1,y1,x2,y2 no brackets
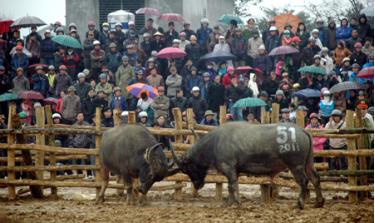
110,95,127,111
318,27,328,47
336,26,352,42
196,27,212,46
11,53,28,71
40,37,56,58
31,73,48,96
319,100,334,118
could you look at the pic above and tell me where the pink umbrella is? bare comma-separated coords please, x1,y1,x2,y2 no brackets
357,66,373,78
268,45,299,56
18,90,44,100
159,13,184,22
236,66,253,73
43,97,59,104
136,7,160,16
156,47,187,59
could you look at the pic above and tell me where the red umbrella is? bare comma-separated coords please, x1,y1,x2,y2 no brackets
268,45,299,56
43,97,58,104
157,47,187,59
28,63,48,69
18,90,44,100
236,66,253,73
357,66,373,78
136,7,160,16
159,13,184,22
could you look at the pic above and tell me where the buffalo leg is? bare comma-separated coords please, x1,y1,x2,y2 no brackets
290,166,308,209
124,177,135,205
306,162,325,208
220,164,240,207
96,167,109,204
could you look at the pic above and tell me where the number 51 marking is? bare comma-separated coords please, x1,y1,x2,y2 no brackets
276,126,296,144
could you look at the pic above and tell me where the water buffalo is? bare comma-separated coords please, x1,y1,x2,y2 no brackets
96,124,178,205
171,122,325,209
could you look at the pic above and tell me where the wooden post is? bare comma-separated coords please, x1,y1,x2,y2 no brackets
35,107,45,183
260,108,272,203
355,108,367,199
172,108,183,200
271,103,280,123
45,105,57,198
95,107,102,199
345,110,358,203
215,105,226,200
7,104,16,200
296,110,305,128
186,108,198,197
128,111,136,124
113,109,124,196
270,103,279,200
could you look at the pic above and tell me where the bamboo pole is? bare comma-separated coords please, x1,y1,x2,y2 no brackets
45,105,57,197
186,108,198,197
296,110,305,128
7,104,16,200
128,111,136,124
0,165,99,172
313,149,373,157
355,108,368,199
0,155,88,163
260,107,272,203
345,110,358,203
95,107,102,199
172,108,183,200
271,103,280,123
0,144,97,155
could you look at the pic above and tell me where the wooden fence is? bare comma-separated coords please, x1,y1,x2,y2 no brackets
0,104,373,203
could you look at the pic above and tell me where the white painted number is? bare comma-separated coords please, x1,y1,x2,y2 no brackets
276,126,296,144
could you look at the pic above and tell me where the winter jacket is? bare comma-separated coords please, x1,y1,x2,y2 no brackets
12,75,30,93
230,36,247,59
164,29,179,47
187,95,207,122
115,64,134,95
301,46,321,65
61,94,81,122
222,73,238,89
73,82,91,101
333,47,352,65
151,40,165,52
207,82,225,113
254,55,273,74
31,73,48,96
146,74,164,88
265,34,279,52
185,43,201,65
170,96,187,112
40,37,56,58
0,74,11,94
358,14,373,42
165,74,182,97
325,120,346,148
140,40,153,57
54,74,73,97
11,53,28,71
90,49,106,69
95,82,112,98
336,25,352,42
327,23,337,50
196,26,213,51
151,95,170,118
247,37,263,58
184,74,203,95
319,100,334,118
350,51,368,67
317,26,328,47
69,121,92,148
83,39,94,57
106,51,122,74
110,95,127,111
305,124,327,152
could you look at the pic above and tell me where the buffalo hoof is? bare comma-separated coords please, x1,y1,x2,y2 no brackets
221,199,241,208
314,198,325,208
95,197,104,204
296,198,304,210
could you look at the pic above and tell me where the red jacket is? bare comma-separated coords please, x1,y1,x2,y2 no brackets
222,73,238,88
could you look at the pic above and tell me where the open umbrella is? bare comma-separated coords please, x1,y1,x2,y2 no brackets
43,97,58,104
127,83,159,99
298,66,326,75
294,88,321,98
268,45,299,56
18,90,44,100
273,13,301,33
357,67,373,78
0,93,19,102
236,66,253,73
330,81,364,93
159,13,184,22
156,47,186,59
232,97,267,108
11,16,46,28
200,51,235,62
52,35,82,49
136,7,160,16
218,14,243,25
29,63,48,69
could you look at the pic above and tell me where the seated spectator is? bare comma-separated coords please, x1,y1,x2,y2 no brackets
187,86,207,122
246,113,260,124
111,87,127,111
305,113,326,162
101,107,114,127
319,90,335,124
151,86,170,119
137,111,150,127
61,86,81,124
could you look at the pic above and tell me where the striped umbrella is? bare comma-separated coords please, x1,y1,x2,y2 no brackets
232,97,267,108
126,83,159,99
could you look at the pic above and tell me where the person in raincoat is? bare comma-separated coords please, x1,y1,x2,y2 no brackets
305,113,327,163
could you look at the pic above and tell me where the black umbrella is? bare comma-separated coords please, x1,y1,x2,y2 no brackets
329,81,364,93
294,88,321,98
11,16,46,28
200,51,235,62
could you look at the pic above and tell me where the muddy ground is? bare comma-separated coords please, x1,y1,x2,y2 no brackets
0,183,373,223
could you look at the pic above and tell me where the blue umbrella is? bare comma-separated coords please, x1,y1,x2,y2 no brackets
294,88,321,98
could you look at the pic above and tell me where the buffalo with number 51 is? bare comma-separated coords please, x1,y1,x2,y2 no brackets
170,122,324,209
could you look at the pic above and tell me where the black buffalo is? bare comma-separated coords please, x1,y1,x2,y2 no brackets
171,122,325,209
96,124,178,205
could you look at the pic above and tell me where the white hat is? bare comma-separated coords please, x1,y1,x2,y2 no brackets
128,21,135,25
258,44,265,50
138,111,148,118
172,39,180,44
52,113,62,119
115,22,122,27
312,29,319,33
121,111,129,117
77,72,86,78
219,35,225,39
322,90,331,96
192,86,200,92
93,40,101,45
44,29,51,34
200,18,210,24
269,26,277,31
